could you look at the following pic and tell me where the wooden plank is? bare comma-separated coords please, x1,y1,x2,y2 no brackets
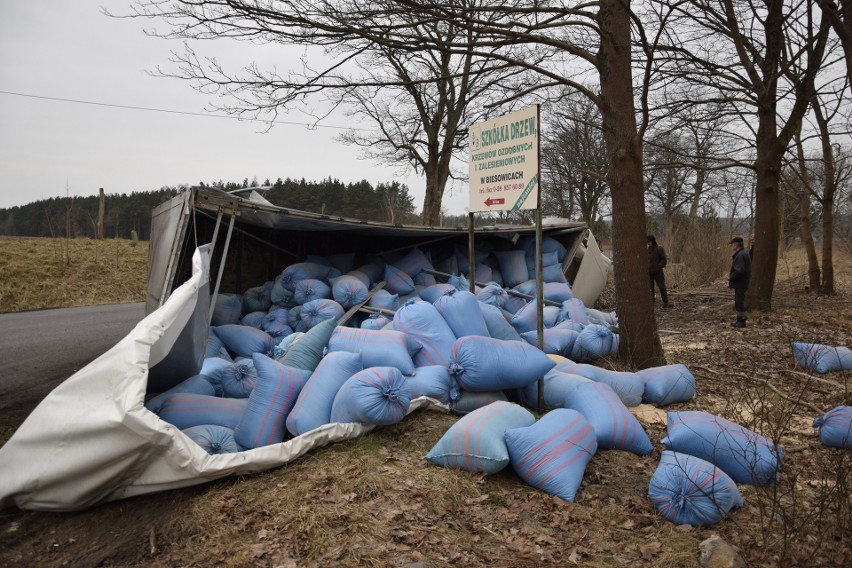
337,281,387,326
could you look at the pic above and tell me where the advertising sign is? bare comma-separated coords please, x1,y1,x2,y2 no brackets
468,105,539,212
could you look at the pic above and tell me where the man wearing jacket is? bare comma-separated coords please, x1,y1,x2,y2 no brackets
729,236,751,328
647,235,670,308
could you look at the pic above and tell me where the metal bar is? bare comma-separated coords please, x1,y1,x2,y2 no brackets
535,104,545,412
468,213,476,293
208,214,236,326
378,234,460,256
420,267,562,307
157,193,193,308
535,207,545,411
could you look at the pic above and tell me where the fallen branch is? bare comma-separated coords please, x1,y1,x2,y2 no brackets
763,381,826,416
781,369,847,390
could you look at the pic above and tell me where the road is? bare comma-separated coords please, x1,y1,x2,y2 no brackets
0,302,146,434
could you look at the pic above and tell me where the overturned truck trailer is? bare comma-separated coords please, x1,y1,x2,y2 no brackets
149,187,611,315
0,186,611,512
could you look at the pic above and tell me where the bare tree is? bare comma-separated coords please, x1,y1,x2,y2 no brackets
815,0,852,84
653,0,831,310
125,0,531,225
540,91,610,230
132,0,668,365
644,131,695,244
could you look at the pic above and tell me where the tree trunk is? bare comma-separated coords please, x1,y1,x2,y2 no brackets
794,131,821,290
813,98,837,294
597,0,665,369
421,164,447,226
798,191,821,290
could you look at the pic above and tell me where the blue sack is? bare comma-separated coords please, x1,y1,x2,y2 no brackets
433,289,490,338
477,283,511,309
261,308,293,340
211,293,243,326
791,342,852,374
242,285,272,315
182,425,241,455
662,411,783,485
637,363,696,406
213,324,276,359
649,451,743,527
492,249,529,288
426,401,535,474
558,298,588,326
221,357,258,398
564,382,653,455
450,390,509,415
393,300,457,367
146,374,216,415
555,360,644,407
158,394,248,430
384,265,416,295
286,351,363,437
404,365,460,405
234,354,312,449
577,324,618,359
519,369,592,410
392,246,433,277
277,317,337,371
368,289,400,311
479,302,523,342
418,283,456,304
240,311,267,329
813,406,852,449
205,329,232,362
449,335,555,392
280,262,332,291
360,313,392,330
328,326,418,375
299,299,344,330
330,367,411,425
505,408,597,502
294,278,332,305
331,275,369,309
521,329,580,357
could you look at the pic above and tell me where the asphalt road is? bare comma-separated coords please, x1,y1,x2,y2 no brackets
0,302,146,431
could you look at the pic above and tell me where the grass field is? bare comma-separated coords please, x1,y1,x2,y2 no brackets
0,237,149,313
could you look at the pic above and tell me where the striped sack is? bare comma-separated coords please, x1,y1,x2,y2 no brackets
426,401,535,474
505,408,598,502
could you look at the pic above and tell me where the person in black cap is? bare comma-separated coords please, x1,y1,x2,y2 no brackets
728,236,751,328
647,235,670,307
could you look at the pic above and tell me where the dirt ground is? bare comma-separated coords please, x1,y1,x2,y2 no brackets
1,256,850,567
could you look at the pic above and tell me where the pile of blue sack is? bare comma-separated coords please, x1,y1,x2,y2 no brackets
145,237,836,529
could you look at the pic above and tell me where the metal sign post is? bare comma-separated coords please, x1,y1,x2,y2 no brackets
468,105,544,409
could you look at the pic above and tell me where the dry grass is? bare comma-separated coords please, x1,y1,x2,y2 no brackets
0,237,149,313
1,241,851,568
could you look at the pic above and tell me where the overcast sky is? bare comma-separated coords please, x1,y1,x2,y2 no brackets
0,1,471,214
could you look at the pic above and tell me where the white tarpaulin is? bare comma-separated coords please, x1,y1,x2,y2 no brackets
0,246,438,512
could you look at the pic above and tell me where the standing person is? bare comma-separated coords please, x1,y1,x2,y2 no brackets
728,236,752,328
647,235,670,308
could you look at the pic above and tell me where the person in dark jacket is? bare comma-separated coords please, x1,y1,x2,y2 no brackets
728,236,752,328
647,235,670,307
